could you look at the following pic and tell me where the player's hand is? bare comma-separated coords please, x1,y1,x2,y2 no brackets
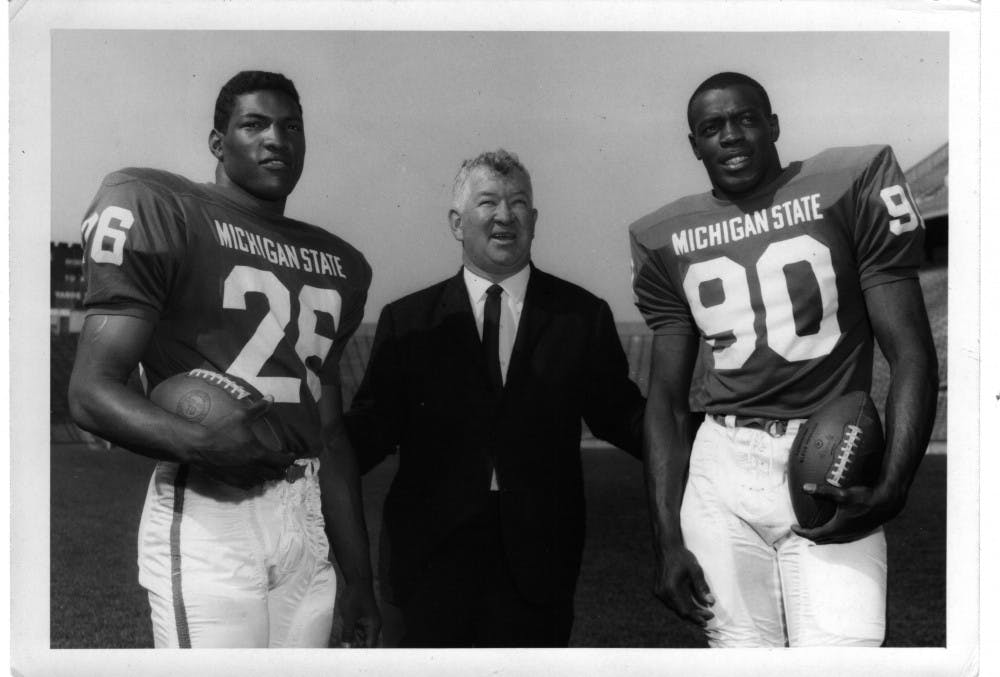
191,397,295,489
791,481,905,544
337,581,381,648
652,544,715,627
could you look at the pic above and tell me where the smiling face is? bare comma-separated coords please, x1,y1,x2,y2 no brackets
448,166,537,281
209,89,305,210
688,83,782,201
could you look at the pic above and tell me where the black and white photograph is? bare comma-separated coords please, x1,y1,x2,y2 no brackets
7,1,987,675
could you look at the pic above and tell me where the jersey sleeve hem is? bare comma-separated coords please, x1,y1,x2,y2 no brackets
647,324,698,337
858,266,920,292
84,302,160,323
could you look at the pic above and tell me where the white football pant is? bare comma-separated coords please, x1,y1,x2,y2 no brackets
137,457,337,648
681,415,887,647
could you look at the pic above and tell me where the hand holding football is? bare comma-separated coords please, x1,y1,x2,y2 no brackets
149,368,283,453
788,391,885,529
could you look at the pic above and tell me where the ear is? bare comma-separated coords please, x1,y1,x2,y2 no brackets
448,209,463,242
688,133,702,161
208,129,224,161
768,114,780,143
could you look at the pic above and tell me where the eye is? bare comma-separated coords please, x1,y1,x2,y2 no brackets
287,121,303,132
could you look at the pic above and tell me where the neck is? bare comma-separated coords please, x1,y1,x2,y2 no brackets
214,164,287,216
714,160,784,202
463,259,529,284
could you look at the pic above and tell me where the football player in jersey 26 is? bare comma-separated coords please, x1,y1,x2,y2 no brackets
68,71,380,648
629,72,939,647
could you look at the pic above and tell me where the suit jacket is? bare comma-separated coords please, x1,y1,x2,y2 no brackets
346,265,644,607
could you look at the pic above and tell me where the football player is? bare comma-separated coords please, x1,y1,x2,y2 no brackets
67,71,380,648
629,72,939,646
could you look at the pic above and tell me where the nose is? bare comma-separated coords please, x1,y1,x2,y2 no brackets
719,119,743,145
262,123,290,150
493,200,512,223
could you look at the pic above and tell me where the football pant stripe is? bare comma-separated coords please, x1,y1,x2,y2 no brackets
170,464,192,649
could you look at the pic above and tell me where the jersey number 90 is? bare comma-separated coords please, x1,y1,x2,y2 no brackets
684,234,841,369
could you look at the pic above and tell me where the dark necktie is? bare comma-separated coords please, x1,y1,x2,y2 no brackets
483,284,504,393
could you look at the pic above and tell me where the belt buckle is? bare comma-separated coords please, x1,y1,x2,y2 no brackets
284,463,307,483
763,419,787,438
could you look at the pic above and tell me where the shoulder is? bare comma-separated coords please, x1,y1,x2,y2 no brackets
802,145,894,178
628,192,715,244
278,217,372,283
306,223,370,269
386,276,456,311
99,167,202,198
528,267,608,311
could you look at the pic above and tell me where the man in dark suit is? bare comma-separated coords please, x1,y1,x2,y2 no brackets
346,149,645,648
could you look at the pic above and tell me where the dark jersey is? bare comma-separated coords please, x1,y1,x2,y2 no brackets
630,146,924,418
80,167,372,457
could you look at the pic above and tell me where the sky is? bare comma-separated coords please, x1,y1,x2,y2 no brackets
46,29,948,323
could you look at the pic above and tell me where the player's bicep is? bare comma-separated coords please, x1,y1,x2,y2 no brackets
71,314,155,384
863,279,936,368
648,333,699,407
68,314,155,429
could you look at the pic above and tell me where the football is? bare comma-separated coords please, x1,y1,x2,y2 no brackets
149,369,282,452
788,391,885,529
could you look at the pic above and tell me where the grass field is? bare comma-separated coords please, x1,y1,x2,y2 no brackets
50,441,945,648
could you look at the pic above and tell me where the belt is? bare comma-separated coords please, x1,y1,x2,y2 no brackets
711,414,789,438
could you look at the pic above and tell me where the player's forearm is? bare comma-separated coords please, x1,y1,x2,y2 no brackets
68,376,204,463
864,278,940,506
643,333,699,550
878,348,939,503
643,401,693,550
318,430,375,585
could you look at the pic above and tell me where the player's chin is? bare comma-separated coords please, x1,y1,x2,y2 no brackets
250,181,297,202
716,172,763,197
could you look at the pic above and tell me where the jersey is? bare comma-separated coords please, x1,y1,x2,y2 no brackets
80,167,372,457
629,145,924,419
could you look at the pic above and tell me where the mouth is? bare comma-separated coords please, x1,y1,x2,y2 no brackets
721,154,751,171
259,157,292,170
490,230,518,243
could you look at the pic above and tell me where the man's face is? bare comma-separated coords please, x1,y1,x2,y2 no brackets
449,167,537,280
210,90,305,203
688,84,781,200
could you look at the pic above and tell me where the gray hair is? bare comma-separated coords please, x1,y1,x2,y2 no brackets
451,149,532,210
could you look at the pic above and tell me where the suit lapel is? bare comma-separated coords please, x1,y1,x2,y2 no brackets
505,265,552,394
438,268,482,356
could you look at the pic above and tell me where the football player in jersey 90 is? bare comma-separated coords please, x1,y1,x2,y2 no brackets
686,77,782,200
630,72,939,646
68,71,380,648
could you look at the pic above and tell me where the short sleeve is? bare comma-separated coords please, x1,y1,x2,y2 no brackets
629,227,696,335
80,171,186,321
853,146,925,290
318,249,372,386
337,254,372,348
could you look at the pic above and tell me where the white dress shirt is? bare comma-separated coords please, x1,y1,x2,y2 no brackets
462,264,531,490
